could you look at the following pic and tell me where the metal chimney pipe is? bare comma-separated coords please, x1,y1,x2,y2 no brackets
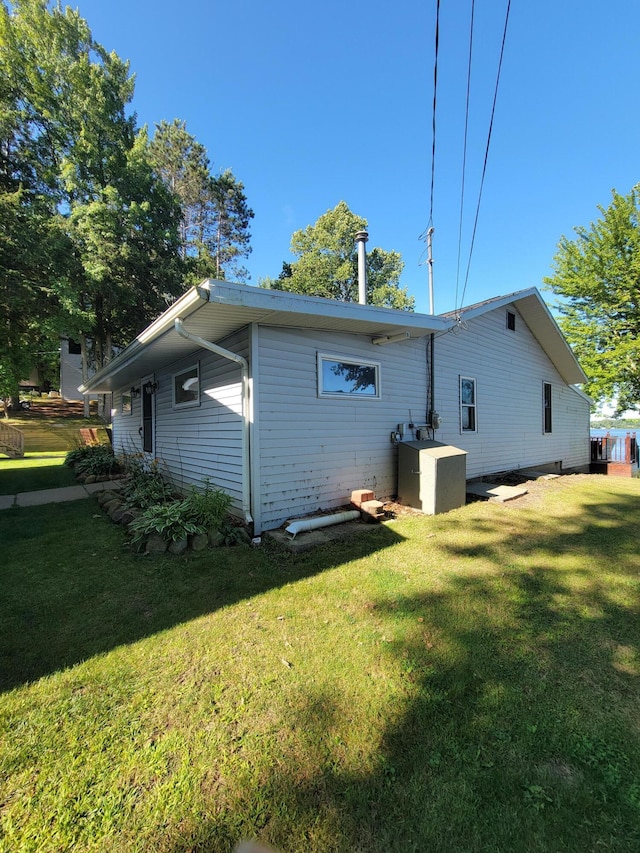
355,230,368,305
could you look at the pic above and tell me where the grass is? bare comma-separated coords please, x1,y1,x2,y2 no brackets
1,475,640,852
0,453,75,495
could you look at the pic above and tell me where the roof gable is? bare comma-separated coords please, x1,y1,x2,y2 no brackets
439,288,587,386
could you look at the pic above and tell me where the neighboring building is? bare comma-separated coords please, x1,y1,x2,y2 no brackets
80,280,590,535
60,337,85,401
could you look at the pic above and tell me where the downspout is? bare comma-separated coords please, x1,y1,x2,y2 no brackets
174,318,253,525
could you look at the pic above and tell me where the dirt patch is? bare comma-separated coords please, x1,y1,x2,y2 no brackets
24,399,99,419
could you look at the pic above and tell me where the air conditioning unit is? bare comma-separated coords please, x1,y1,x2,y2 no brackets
398,440,467,515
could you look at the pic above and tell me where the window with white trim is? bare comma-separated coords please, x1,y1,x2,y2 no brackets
173,363,200,408
318,354,381,399
460,376,477,432
121,390,132,416
543,382,552,433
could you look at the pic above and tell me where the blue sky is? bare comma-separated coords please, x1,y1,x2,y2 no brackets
75,0,639,316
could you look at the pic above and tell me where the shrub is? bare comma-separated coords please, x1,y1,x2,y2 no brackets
66,444,117,476
182,479,232,531
118,454,176,509
128,500,206,542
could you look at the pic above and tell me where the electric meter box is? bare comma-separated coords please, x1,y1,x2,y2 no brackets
397,440,467,515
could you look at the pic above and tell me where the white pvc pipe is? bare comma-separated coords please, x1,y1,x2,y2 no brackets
174,318,253,525
285,510,360,537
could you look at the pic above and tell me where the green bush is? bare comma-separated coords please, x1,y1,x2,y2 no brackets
66,444,116,476
183,478,232,531
128,500,206,542
118,454,176,508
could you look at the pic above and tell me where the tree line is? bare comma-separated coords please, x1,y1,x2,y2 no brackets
0,0,253,408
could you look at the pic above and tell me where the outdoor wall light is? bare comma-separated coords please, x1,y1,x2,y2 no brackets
144,381,158,395
130,386,141,398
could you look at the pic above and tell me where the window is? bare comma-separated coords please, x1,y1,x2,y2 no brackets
318,354,380,399
68,338,81,355
460,376,477,432
506,310,516,331
121,391,132,416
173,364,200,408
543,382,552,433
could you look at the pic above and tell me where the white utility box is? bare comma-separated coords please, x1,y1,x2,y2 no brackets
397,440,467,515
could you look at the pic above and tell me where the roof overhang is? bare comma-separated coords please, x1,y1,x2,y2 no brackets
80,280,449,394
451,287,588,386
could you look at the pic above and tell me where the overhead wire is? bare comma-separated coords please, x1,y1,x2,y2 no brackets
454,0,476,313
458,0,512,310
428,0,440,230
419,0,440,248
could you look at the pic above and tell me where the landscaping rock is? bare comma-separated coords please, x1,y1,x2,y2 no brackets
191,533,209,552
208,528,225,548
97,491,117,506
233,527,252,546
168,537,188,555
145,534,167,554
104,498,122,514
121,508,141,526
111,506,127,524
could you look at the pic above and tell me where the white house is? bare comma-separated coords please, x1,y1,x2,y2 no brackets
80,280,590,534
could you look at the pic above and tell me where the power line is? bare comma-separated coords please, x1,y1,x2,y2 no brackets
428,0,441,229
459,0,512,310
454,0,476,312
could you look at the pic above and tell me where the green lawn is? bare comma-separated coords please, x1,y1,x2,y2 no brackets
1,475,640,852
0,452,75,495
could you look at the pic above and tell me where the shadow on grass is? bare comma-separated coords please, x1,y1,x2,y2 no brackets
175,483,640,852
0,499,405,693
0,457,76,495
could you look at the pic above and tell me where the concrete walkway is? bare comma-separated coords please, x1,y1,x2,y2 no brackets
0,480,124,510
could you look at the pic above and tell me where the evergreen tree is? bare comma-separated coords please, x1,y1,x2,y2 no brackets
149,119,254,283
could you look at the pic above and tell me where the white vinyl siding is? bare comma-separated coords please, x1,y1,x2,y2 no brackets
112,329,248,516
434,306,590,478
112,388,143,454
255,326,429,531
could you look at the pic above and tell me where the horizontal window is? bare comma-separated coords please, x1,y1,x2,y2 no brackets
173,363,200,408
318,354,381,399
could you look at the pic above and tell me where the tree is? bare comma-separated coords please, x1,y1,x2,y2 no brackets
544,185,640,413
260,201,414,310
149,119,254,284
0,0,185,389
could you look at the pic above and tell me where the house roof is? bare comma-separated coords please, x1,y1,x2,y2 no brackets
440,287,587,386
80,282,586,393
80,280,450,393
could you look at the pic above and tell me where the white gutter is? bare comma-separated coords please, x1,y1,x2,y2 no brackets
174,318,253,526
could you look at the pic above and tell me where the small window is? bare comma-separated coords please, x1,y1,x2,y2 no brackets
318,354,380,399
173,364,200,408
506,310,516,331
68,338,82,355
121,391,132,416
543,382,552,433
460,376,477,432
